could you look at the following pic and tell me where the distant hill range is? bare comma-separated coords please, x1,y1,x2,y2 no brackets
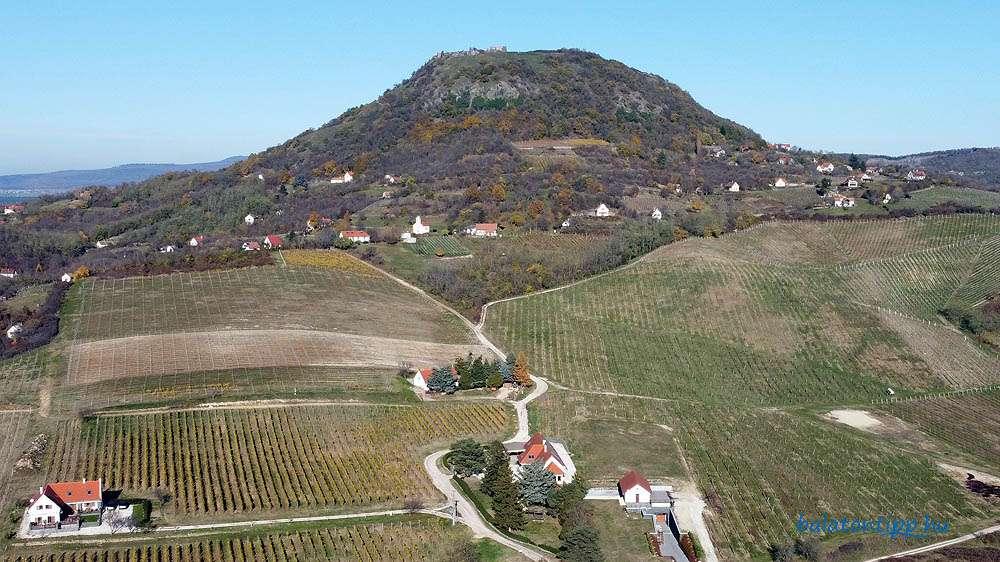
0,156,245,193
865,147,1000,189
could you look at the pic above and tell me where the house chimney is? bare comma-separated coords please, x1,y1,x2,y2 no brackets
82,478,86,483
39,486,43,494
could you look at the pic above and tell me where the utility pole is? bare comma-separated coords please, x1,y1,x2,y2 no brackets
452,496,458,525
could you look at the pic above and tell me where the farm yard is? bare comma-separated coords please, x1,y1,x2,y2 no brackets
487,215,1000,405
1,516,468,562
44,402,511,518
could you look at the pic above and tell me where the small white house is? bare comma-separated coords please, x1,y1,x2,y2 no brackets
773,177,787,188
242,241,261,251
159,245,176,254
412,216,431,235
833,195,856,208
907,170,927,181
400,232,416,244
651,208,662,221
189,236,203,247
61,273,73,283
727,181,740,192
0,268,17,278
817,162,835,173
95,240,110,249
257,173,265,183
595,203,611,217
710,148,726,158
244,214,255,225
618,471,652,505
883,193,892,204
561,219,571,228
339,230,371,243
263,235,282,249
382,191,393,199
6,323,24,340
464,223,499,237
330,171,354,184
846,178,859,189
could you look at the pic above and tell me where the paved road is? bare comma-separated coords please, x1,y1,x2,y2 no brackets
863,523,1000,562
423,451,550,561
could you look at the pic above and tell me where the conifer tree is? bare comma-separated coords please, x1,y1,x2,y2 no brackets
514,351,532,387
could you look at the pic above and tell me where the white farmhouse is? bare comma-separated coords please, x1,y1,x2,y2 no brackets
61,273,73,283
257,173,265,183
817,162,835,173
464,223,499,237
618,471,652,504
412,216,431,235
595,203,611,217
651,208,662,220
339,230,371,243
95,240,109,249
330,171,354,184
773,177,787,188
400,232,416,244
6,323,23,340
189,236,203,247
244,214,255,225
727,181,740,192
159,245,176,253
907,170,927,181
516,432,576,484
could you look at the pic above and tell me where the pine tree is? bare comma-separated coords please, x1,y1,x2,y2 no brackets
455,355,473,390
450,439,486,477
518,462,556,506
561,527,604,562
427,366,457,394
480,441,508,497
470,356,487,388
486,369,503,389
490,462,526,531
514,351,532,387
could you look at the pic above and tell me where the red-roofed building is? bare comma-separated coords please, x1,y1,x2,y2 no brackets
907,169,928,181
263,235,282,249
339,230,371,243
516,432,575,483
26,479,103,528
3,204,24,215
773,177,788,187
464,223,499,237
188,236,204,247
0,268,17,278
618,471,652,504
242,241,261,251
411,367,458,392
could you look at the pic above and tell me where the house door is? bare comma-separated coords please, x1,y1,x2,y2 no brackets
635,494,640,503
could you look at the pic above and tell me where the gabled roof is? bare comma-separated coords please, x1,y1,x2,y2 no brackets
243,241,260,249
0,268,15,273
43,480,102,505
264,235,282,246
191,236,203,242
340,230,370,237
618,470,651,493
474,223,498,233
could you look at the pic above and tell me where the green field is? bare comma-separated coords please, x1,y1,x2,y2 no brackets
898,185,1000,209
412,235,471,256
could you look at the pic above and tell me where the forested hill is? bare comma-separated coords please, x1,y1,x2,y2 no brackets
5,48,776,274
866,147,1000,189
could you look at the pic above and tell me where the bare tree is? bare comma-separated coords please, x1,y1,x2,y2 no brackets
105,510,129,534
403,497,424,513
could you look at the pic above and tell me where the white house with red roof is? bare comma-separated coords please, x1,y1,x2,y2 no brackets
26,479,103,528
464,223,499,237
773,177,788,187
0,268,17,279
833,195,856,208
778,156,789,165
411,367,458,392
188,236,203,247
618,470,652,504
339,230,371,243
330,171,354,184
515,432,576,484
907,169,928,181
412,216,431,235
2,204,24,215
242,241,261,251
817,162,835,173
263,235,282,249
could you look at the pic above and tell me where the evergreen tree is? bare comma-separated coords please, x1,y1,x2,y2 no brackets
480,441,509,497
513,351,532,387
455,355,472,389
470,356,487,388
450,439,486,477
561,527,604,562
486,369,503,389
427,366,457,394
490,463,526,531
518,462,556,506
505,353,516,366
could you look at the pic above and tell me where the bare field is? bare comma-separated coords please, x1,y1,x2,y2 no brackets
67,329,487,385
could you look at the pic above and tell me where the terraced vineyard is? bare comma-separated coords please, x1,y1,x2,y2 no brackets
54,264,479,411
531,390,993,560
2,517,460,561
881,390,1000,473
44,403,510,516
0,350,44,406
488,215,1000,405
0,411,32,517
412,235,471,256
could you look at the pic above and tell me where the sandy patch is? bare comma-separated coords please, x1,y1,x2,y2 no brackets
825,409,885,431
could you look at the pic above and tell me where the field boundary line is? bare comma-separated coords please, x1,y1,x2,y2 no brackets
863,523,1000,562
871,384,1000,405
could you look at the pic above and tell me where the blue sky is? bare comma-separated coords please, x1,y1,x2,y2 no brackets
1,0,997,174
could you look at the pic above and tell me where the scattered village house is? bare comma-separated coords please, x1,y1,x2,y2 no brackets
263,235,282,249
2,204,24,215
709,147,726,158
616,471,687,562
510,432,576,484
188,236,203,247
6,323,23,340
95,240,110,249
244,214,255,225
773,177,787,188
561,219,571,228
382,190,393,199
833,195,856,207
159,245,175,253
778,156,789,165
883,192,892,204
242,241,261,251
339,230,371,243
400,232,416,244
384,175,401,184
464,223,499,237
907,169,927,181
412,215,431,235
411,367,458,392
330,171,354,184
61,273,72,283
817,162,835,173
650,208,662,221
595,203,611,217
845,177,859,189
26,479,103,529
727,181,740,192
0,268,17,278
